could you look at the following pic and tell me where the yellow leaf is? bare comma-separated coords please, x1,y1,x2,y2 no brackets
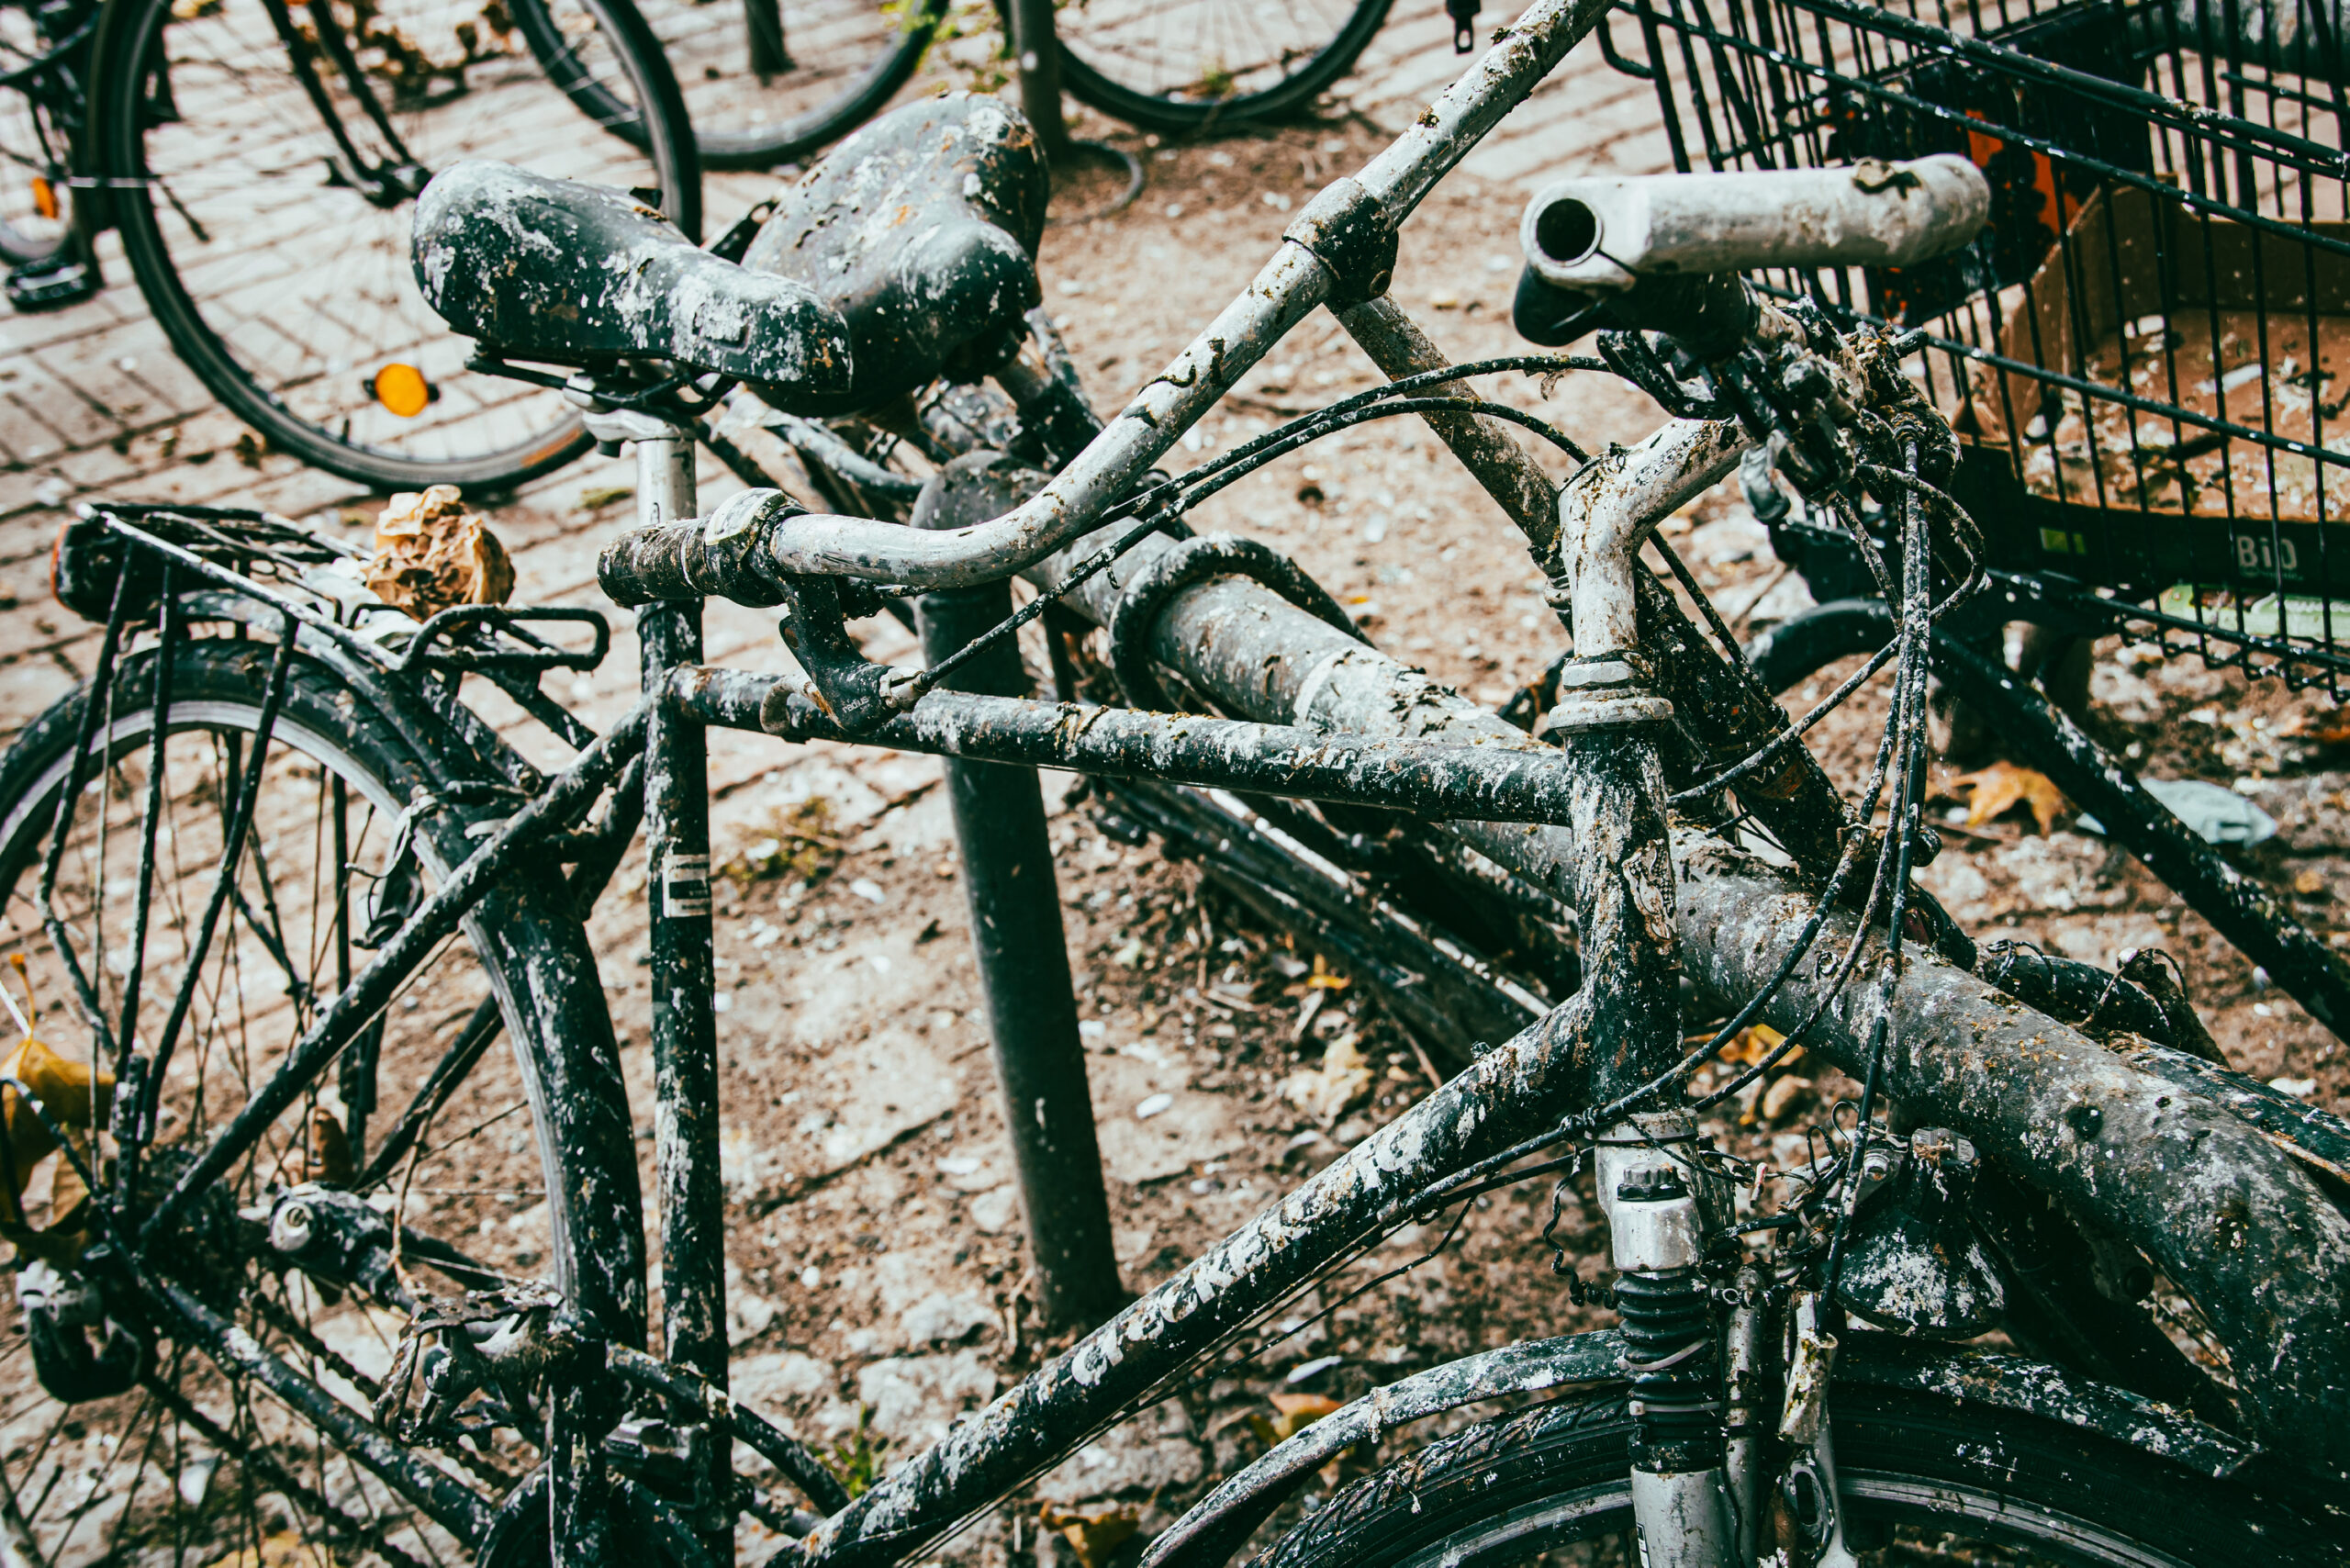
1305,955,1350,991
1037,1504,1142,1568
207,1529,335,1568
1952,761,2069,836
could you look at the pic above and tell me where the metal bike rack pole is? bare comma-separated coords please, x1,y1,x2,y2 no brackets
1009,0,1071,159
916,457,1121,1329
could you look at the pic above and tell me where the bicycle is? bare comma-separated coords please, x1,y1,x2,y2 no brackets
512,0,950,170
1,13,2346,1568
5,0,700,496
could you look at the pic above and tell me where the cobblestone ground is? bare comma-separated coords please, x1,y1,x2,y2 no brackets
3,6,2346,1565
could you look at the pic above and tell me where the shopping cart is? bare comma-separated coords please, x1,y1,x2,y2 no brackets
1602,0,2350,693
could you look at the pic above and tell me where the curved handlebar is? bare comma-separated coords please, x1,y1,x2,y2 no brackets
723,0,1608,592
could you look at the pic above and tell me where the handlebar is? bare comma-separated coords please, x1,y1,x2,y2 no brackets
1519,155,1990,292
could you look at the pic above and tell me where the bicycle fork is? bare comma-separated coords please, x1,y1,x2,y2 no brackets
1550,428,1745,1568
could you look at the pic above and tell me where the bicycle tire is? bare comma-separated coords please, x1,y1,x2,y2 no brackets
88,0,700,494
514,0,946,170
0,636,641,1564
1254,1383,2337,1567
1048,0,1393,135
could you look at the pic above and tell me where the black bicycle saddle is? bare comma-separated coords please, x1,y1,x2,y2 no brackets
410,162,854,398
741,92,1049,416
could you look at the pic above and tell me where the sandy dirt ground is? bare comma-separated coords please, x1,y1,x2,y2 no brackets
6,10,2350,1565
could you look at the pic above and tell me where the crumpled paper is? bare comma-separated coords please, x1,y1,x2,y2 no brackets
364,484,514,619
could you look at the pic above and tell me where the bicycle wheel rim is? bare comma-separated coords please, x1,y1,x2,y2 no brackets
0,645,591,1563
94,0,699,493
517,0,946,168
1052,0,1393,134
1256,1386,2331,1567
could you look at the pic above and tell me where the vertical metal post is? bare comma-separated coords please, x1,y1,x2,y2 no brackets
633,432,733,1560
916,581,1122,1329
1009,0,1070,159
744,0,789,77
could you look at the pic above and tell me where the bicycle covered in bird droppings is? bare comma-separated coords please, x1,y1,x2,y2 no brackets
0,4,2344,1564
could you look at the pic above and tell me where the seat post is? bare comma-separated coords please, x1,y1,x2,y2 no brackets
586,396,734,1561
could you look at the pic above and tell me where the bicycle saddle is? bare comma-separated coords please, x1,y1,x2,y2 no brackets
410,162,854,397
740,92,1049,416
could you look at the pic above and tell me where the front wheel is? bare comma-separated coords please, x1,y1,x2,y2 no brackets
1254,1385,2336,1566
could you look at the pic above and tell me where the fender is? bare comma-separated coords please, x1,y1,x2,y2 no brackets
1139,1329,2258,1567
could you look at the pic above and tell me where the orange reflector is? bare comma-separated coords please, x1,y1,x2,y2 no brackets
371,363,431,418
30,177,57,222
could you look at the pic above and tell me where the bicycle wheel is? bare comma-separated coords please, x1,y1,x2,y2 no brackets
515,0,946,170
90,0,699,493
1049,0,1393,135
1254,1384,2334,1567
0,0,84,265
0,635,640,1564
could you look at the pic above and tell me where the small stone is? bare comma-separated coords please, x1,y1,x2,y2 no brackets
1136,1093,1174,1119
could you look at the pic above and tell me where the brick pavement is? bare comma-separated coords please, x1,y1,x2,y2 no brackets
0,0,1674,743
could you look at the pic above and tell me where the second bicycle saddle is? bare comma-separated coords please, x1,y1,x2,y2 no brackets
410,162,855,398
741,92,1050,416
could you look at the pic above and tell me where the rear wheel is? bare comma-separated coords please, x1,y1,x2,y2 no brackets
1051,0,1393,135
0,637,637,1564
1254,1385,2333,1566
517,0,947,170
90,0,700,492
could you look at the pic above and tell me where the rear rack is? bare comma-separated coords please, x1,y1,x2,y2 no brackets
55,503,609,681
1609,0,2350,694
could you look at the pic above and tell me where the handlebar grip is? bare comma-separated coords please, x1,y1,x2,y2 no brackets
596,490,797,609
1520,155,1990,293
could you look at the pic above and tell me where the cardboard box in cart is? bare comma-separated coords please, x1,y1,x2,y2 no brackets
1950,181,2350,614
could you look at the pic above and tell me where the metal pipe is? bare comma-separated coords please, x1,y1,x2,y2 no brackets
745,0,1612,589
671,670,1582,827
914,577,1122,1329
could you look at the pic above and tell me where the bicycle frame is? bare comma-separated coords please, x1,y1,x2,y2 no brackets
33,0,2350,1561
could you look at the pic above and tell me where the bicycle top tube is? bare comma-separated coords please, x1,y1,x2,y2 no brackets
753,0,1614,592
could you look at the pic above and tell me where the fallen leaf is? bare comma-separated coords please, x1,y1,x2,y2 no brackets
1952,761,2069,836
1305,955,1351,991
1279,1034,1371,1126
1717,1023,1800,1068
1038,1504,1142,1568
1248,1391,1344,1448
364,485,515,620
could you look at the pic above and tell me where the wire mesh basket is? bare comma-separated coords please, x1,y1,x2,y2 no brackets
1606,0,2350,690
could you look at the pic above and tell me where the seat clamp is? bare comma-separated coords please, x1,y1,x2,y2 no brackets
1283,178,1400,307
